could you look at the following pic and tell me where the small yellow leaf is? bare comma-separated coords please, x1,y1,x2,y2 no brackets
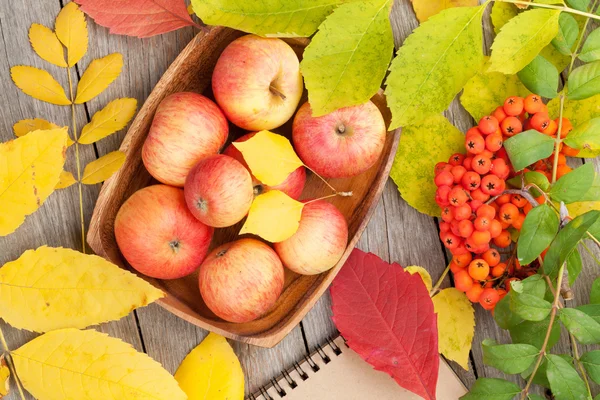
75,53,123,104
412,0,478,22
432,287,475,370
233,130,304,186
11,66,71,105
0,246,164,332
240,190,304,242
79,98,137,144
55,170,77,189
13,118,60,137
175,333,245,400
0,355,9,398
0,129,67,236
13,329,186,400
405,266,433,292
29,24,67,67
81,150,126,185
55,2,88,67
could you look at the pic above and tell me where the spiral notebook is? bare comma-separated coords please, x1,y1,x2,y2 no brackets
247,336,468,400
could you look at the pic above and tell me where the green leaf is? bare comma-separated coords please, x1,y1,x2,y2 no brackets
577,304,600,324
527,395,546,400
490,1,517,35
580,27,600,63
510,290,552,321
301,0,393,116
521,354,573,388
540,43,571,72
507,171,550,197
568,61,600,100
515,275,548,298
543,210,600,276
390,114,464,216
591,277,600,304
548,93,600,128
560,307,600,344
580,350,600,384
549,163,595,204
566,0,590,10
489,9,561,74
518,204,560,265
510,316,561,350
460,378,521,400
546,354,588,400
494,292,524,329
504,129,555,171
190,0,355,37
563,117,600,157
461,58,531,121
517,55,559,98
566,248,582,285
385,5,485,129
482,339,539,374
552,13,579,56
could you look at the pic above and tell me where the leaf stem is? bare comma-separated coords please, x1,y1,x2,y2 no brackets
499,0,600,21
0,327,25,400
570,331,593,397
587,231,600,247
430,263,450,297
552,94,565,183
582,240,600,265
304,165,353,197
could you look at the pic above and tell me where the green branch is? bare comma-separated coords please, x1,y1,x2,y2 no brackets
499,0,600,21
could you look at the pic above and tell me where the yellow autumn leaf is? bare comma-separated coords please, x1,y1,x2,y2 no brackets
405,266,433,292
0,246,164,332
11,66,71,105
432,287,475,370
13,119,74,146
233,130,304,186
81,150,126,185
240,190,304,242
29,24,67,67
75,53,123,104
0,355,8,398
55,2,88,67
55,170,77,189
0,129,67,236
175,333,244,400
13,328,186,400
79,98,137,144
412,0,478,22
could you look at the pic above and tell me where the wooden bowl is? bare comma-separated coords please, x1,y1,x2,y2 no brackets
88,26,401,348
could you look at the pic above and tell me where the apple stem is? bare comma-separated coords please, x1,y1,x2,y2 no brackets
336,124,346,135
169,240,181,254
269,85,287,101
337,191,353,197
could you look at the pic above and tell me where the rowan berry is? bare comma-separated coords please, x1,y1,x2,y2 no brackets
435,162,452,176
466,126,482,138
470,199,483,212
556,164,572,179
492,106,507,123
497,288,508,300
503,96,524,116
530,112,550,132
479,116,500,135
471,230,491,246
481,175,505,196
439,221,450,232
463,156,473,171
557,153,567,165
474,216,491,231
495,193,511,205
535,194,546,204
462,171,481,191
480,149,495,159
450,165,467,184
434,171,454,187
556,117,573,139
513,213,525,230
523,94,543,114
466,284,484,303
450,260,464,274
449,186,469,206
471,188,490,202
485,132,503,152
561,144,580,157
500,116,523,137
511,194,528,208
441,206,454,222
441,231,461,250
435,185,451,206
491,158,510,180
468,259,490,281
451,243,469,256
491,262,507,277
542,119,557,136
489,219,503,238
493,230,512,248
454,204,472,221
523,202,533,215
476,204,496,219
450,220,461,236
454,271,474,292
472,155,492,175
467,241,490,255
466,133,485,155
482,249,500,267
449,153,466,166
499,203,519,224
505,277,519,291
453,252,473,268
480,288,500,310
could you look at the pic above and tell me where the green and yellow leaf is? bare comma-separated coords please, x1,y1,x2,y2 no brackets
175,333,244,400
240,190,304,242
0,246,163,332
490,1,517,34
55,170,77,189
0,356,8,399
29,24,67,67
405,266,433,292
13,328,186,400
75,53,123,104
390,114,464,216
432,287,475,369
11,66,71,105
0,129,67,236
13,119,73,146
412,0,478,22
301,0,394,116
79,98,137,144
55,2,88,67
385,5,485,129
81,150,126,185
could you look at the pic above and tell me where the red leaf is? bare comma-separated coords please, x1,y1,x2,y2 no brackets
331,249,439,400
75,0,196,38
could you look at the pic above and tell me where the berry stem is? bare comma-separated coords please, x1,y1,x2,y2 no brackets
570,331,593,397
486,189,538,207
499,0,600,22
582,240,600,266
551,94,565,183
303,165,353,197
0,327,26,400
586,231,600,248
430,263,450,297
568,0,598,76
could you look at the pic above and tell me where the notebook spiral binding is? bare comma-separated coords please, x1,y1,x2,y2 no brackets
246,337,344,400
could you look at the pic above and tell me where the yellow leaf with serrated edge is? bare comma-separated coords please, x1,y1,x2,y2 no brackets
0,129,67,236
390,114,464,216
13,119,73,146
233,130,304,186
55,2,88,67
11,66,71,105
81,150,126,184
55,170,76,189
175,333,244,400
13,329,186,400
240,190,304,242
432,288,475,370
75,53,123,104
0,246,163,332
29,24,67,67
412,0,478,22
548,94,600,157
405,266,432,292
0,355,8,398
79,98,137,144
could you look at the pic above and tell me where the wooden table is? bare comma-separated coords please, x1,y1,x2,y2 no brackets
2,1,599,398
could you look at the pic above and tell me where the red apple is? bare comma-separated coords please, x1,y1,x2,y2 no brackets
223,132,306,199
199,238,284,323
292,101,386,178
142,92,228,187
212,34,303,131
274,200,348,275
114,185,213,280
184,154,253,228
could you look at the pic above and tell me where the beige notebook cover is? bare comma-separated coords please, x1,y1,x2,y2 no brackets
248,336,468,400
